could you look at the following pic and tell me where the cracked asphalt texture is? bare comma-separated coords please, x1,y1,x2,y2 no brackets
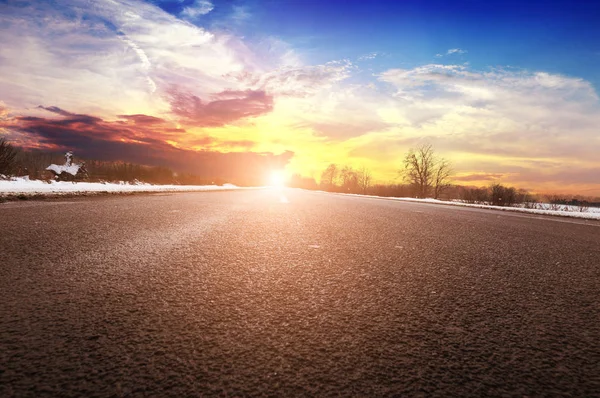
1,189,599,397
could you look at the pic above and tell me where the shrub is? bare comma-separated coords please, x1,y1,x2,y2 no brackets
0,137,18,175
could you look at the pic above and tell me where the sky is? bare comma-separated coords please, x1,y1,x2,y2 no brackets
0,0,599,193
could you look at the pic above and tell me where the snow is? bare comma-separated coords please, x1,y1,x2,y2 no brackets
0,177,246,195
334,192,600,221
46,163,81,176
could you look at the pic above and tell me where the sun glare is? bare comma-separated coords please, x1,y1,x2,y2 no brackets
269,170,286,187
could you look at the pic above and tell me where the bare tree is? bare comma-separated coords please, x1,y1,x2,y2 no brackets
339,165,358,192
0,137,18,176
320,163,339,191
432,158,452,199
402,143,452,198
357,166,372,195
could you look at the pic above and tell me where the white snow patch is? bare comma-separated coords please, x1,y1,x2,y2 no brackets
0,177,250,195
325,191,600,221
46,163,81,176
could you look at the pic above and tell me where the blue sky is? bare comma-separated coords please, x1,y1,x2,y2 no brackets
148,0,600,87
1,0,600,193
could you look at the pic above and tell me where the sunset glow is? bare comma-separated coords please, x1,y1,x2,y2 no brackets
0,1,599,194
269,171,287,188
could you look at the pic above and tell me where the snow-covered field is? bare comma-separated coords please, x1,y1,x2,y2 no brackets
339,192,600,221
0,177,244,195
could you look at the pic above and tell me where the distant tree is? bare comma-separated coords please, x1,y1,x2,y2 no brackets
402,143,452,198
339,166,358,192
432,158,452,199
489,183,517,207
320,163,339,191
460,186,489,204
357,166,372,194
0,137,18,175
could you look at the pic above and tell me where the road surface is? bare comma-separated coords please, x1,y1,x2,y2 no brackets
1,189,599,397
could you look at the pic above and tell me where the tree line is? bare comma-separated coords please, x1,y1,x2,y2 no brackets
287,143,599,208
2,137,598,207
0,138,218,185
301,143,452,198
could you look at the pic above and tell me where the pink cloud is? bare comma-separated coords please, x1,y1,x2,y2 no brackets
168,88,273,127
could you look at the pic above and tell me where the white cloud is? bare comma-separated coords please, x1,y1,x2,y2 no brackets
181,0,214,18
447,48,467,55
0,0,295,116
230,5,251,23
358,52,379,61
376,64,600,167
233,60,354,97
436,48,467,57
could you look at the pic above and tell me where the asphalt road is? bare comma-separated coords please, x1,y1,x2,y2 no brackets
1,189,599,397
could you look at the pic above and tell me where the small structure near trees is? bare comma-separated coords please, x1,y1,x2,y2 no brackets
46,151,88,181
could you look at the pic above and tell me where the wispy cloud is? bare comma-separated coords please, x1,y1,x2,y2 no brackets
453,172,508,182
230,5,251,23
358,52,379,61
181,0,214,19
231,60,354,97
0,0,291,117
436,48,467,57
447,48,467,55
118,35,157,93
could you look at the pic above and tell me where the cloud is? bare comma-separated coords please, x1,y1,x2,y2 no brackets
181,0,214,19
0,0,291,118
230,60,353,97
378,65,599,135
447,48,467,55
0,102,9,121
168,89,274,127
435,48,467,58
453,172,507,182
358,52,379,61
117,34,157,93
230,5,251,23
308,120,391,139
0,106,292,180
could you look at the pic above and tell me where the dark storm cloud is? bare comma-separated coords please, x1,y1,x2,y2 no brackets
168,88,274,127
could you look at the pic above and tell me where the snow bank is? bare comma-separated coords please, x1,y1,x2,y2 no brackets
46,163,81,176
336,192,600,221
0,177,247,195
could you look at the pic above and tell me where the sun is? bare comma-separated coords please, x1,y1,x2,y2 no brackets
269,170,287,187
